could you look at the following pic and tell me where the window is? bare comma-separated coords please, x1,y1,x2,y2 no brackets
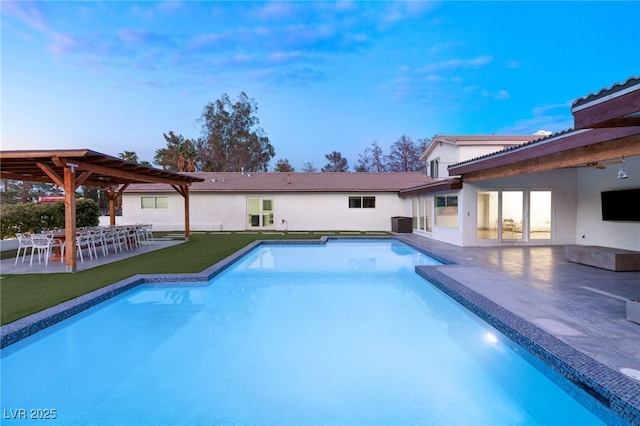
141,196,168,209
435,194,458,228
349,196,375,208
412,196,433,232
430,158,440,178
363,197,376,208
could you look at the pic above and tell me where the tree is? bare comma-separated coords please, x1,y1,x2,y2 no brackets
0,180,56,204
387,135,425,172
301,162,317,172
321,151,349,172
355,148,373,172
370,141,387,172
355,140,387,172
154,131,197,172
118,151,140,163
196,92,275,172
273,158,295,172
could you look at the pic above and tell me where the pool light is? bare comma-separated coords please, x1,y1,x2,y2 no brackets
486,332,499,344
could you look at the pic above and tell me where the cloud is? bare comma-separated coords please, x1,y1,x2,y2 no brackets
131,1,185,20
5,1,443,93
500,102,574,134
187,33,226,50
379,1,439,27
1,1,49,32
492,90,510,100
252,2,295,20
268,51,303,63
427,41,464,55
422,56,493,72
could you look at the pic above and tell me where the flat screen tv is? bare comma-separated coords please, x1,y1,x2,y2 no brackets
601,188,640,221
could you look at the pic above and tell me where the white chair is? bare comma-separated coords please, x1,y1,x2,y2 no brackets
30,234,63,266
135,225,148,245
115,227,130,251
14,233,34,265
136,224,154,244
100,227,119,254
61,232,94,262
86,229,101,258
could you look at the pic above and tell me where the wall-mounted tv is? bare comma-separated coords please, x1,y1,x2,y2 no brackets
601,188,640,221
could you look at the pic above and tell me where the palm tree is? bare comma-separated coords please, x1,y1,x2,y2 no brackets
118,151,140,163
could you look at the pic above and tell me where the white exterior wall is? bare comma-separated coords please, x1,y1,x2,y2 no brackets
576,155,640,251
426,143,518,178
122,191,410,232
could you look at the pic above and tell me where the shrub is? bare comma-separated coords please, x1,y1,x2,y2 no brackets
0,198,100,239
76,198,100,228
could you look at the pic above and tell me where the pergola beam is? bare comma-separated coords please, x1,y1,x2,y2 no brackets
53,157,188,186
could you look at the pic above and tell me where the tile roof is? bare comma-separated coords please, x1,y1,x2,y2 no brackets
124,172,440,193
432,135,543,144
447,129,576,169
572,76,640,109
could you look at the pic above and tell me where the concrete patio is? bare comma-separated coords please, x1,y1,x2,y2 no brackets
395,234,640,382
1,239,185,275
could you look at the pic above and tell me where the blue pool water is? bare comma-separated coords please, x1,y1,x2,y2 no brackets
1,240,613,425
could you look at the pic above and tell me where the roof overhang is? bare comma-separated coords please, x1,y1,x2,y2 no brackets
447,127,640,182
572,77,640,129
398,178,463,197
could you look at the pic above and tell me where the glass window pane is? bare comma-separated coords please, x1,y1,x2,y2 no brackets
425,196,433,232
141,197,154,209
248,198,260,227
435,195,458,228
155,197,168,209
530,191,551,240
349,197,362,208
412,198,418,228
477,191,498,240
362,197,375,208
502,191,523,240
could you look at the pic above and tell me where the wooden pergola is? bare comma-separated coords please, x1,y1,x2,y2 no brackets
0,149,204,272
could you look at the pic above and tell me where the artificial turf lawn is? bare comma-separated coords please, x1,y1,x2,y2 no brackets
0,232,327,325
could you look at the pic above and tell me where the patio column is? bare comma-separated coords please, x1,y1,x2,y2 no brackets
171,184,191,240
63,164,77,272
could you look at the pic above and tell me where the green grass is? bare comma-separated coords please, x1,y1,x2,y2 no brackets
0,232,331,325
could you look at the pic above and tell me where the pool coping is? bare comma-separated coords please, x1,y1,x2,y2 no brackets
1,236,638,425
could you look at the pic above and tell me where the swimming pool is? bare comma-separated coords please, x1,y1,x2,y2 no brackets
0,240,624,424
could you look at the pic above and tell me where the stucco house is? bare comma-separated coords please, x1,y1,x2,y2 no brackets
406,76,640,251
121,172,439,232
421,133,549,179
122,77,639,252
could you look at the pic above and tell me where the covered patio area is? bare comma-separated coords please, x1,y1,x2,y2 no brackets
0,149,203,272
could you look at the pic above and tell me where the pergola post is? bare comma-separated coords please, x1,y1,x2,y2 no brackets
184,185,190,240
63,164,77,272
172,185,190,240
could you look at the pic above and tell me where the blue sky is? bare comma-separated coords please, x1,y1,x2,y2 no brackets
2,1,639,170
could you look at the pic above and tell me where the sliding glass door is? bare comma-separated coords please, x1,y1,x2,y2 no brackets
477,190,551,243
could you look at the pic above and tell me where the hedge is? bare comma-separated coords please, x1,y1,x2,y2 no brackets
0,199,100,239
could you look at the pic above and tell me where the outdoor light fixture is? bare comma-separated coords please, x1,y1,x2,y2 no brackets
617,156,628,179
